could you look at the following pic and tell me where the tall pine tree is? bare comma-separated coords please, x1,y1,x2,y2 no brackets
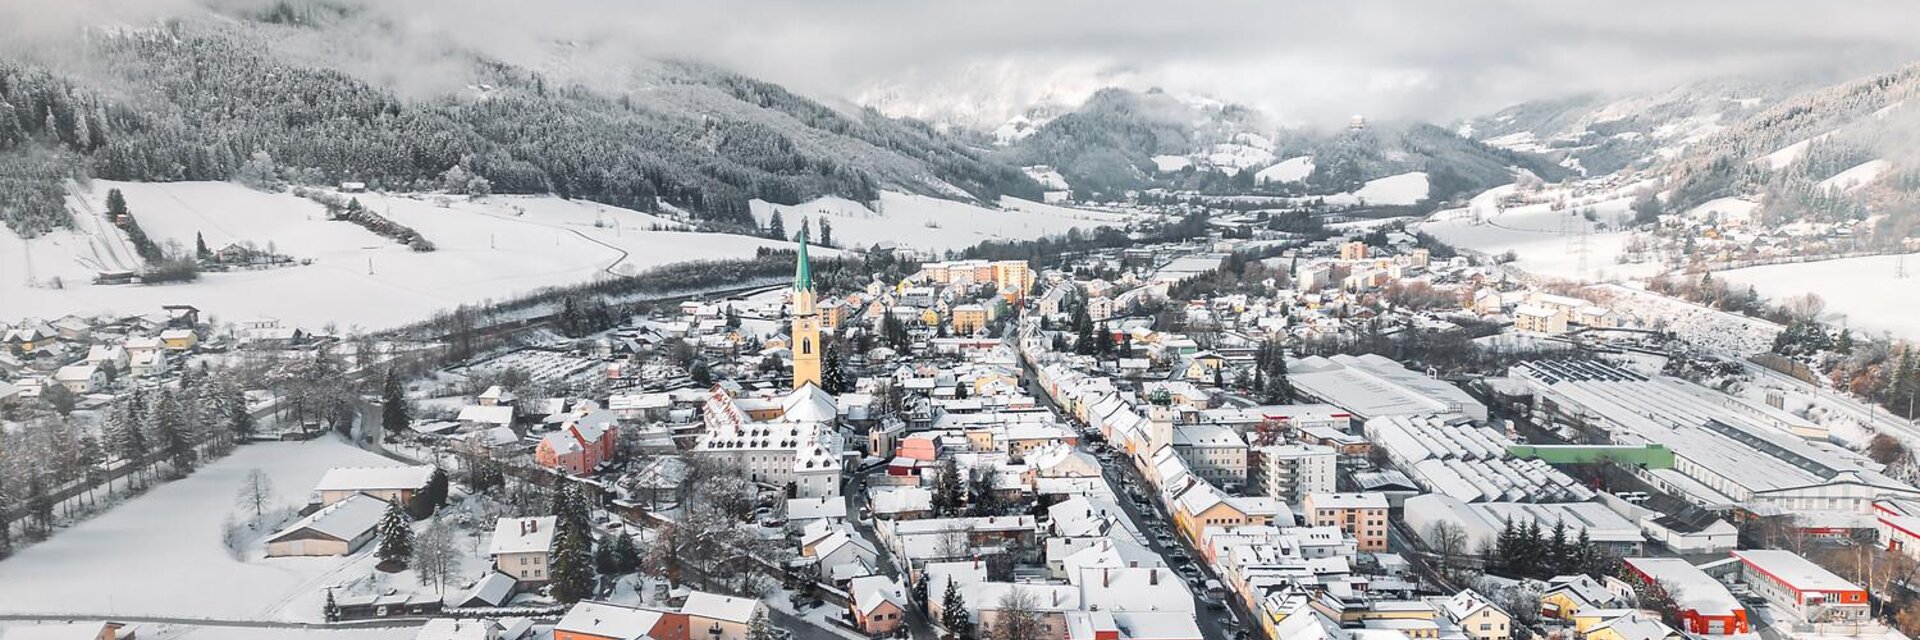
381,368,410,436
376,501,413,569
942,577,973,638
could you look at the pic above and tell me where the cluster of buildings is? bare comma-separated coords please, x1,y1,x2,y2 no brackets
1,306,206,403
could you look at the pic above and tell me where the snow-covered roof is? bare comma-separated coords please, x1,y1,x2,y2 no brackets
1732,549,1860,593
682,591,760,623
488,516,557,556
785,497,847,522
313,465,435,492
555,601,663,640
850,575,908,615
416,618,499,640
266,492,386,543
782,383,838,423
457,405,515,426
460,572,518,607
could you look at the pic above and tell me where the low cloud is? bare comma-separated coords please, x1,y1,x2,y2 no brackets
7,0,1920,126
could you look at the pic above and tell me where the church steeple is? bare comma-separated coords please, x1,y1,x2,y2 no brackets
794,231,814,292
790,232,822,390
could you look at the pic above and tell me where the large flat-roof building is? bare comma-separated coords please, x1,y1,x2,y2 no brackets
1287,354,1487,422
1511,360,1919,516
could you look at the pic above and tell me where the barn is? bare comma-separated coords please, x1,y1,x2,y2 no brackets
265,493,386,557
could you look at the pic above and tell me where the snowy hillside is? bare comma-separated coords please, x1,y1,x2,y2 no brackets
1418,180,1662,282
1255,156,1314,184
1,181,815,328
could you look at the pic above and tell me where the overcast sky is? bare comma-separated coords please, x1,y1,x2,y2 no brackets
11,0,1920,126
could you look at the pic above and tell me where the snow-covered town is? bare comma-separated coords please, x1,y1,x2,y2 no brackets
6,193,1920,640
9,5,1920,640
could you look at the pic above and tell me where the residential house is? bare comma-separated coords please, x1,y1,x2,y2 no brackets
490,517,558,586
1434,589,1511,640
1540,574,1628,621
554,601,689,640
849,575,909,636
158,328,198,351
3,323,58,353
681,591,765,640
536,409,620,476
54,364,106,393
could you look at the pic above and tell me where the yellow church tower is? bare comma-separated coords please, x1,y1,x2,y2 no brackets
790,233,822,390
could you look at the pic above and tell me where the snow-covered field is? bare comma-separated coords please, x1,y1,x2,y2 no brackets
1418,182,1662,282
1,181,814,329
1715,252,1920,340
1816,159,1889,192
749,191,1132,252
1254,156,1313,184
0,437,395,620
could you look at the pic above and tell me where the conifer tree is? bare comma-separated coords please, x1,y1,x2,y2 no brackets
323,589,340,622
376,501,413,568
767,210,786,240
942,577,973,638
612,531,641,573
151,390,196,476
548,521,596,602
381,368,410,436
821,341,847,393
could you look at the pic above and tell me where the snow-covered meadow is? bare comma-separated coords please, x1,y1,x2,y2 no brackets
0,437,395,621
1,181,818,329
1418,182,1663,282
1715,252,1920,341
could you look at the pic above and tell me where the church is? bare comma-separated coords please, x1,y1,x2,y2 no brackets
691,233,847,498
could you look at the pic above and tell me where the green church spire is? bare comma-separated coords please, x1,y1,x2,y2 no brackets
793,231,813,292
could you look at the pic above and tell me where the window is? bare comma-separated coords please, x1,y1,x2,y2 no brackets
802,339,812,355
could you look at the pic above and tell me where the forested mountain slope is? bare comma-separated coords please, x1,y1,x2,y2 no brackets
0,17,1039,237
999,87,1568,205
1657,65,1920,244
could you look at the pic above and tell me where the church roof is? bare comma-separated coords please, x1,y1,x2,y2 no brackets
783,382,838,423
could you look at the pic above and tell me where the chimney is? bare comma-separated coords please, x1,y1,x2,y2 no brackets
1053,590,1063,607
519,520,528,535
1150,568,1159,585
1103,567,1112,588
529,519,538,533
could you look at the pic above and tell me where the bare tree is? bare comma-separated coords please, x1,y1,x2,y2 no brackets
992,586,1043,640
1425,521,1477,583
936,525,971,561
235,468,276,522
413,516,461,594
